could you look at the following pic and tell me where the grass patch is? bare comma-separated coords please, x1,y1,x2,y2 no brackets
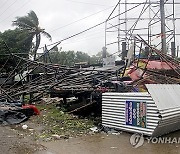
34,103,95,139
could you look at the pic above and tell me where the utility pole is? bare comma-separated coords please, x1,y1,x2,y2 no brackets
173,0,176,56
148,0,152,45
160,0,166,53
177,46,179,57
105,21,107,55
125,0,127,45
118,0,121,53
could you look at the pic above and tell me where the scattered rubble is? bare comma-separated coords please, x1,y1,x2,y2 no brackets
0,24,179,140
0,102,39,125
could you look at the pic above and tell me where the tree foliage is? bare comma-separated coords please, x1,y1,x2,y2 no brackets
46,49,105,66
0,29,32,54
0,29,32,72
12,10,52,60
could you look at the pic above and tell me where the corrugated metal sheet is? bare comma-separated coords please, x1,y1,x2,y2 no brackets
102,92,160,136
146,84,180,110
102,84,180,136
152,106,180,136
146,84,180,136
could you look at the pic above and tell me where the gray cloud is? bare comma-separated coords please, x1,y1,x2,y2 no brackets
0,0,180,55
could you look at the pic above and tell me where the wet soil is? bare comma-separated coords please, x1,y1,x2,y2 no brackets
1,102,180,154
37,131,180,154
0,125,45,154
1,122,180,154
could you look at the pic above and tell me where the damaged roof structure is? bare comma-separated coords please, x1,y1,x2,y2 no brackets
0,1,179,137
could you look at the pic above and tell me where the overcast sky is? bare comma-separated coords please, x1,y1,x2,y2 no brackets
0,0,180,55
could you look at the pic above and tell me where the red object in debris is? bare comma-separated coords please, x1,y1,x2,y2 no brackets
128,59,178,82
97,87,108,93
140,59,176,70
22,105,40,115
127,67,144,81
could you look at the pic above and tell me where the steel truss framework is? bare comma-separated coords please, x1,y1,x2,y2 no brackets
0,1,179,104
105,0,180,57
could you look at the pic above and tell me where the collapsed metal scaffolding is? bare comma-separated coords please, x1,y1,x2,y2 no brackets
0,37,179,104
0,41,124,103
0,0,179,106
105,0,180,58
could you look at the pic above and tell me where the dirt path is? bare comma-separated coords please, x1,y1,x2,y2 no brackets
38,132,180,154
1,103,180,154
1,124,180,154
0,125,45,154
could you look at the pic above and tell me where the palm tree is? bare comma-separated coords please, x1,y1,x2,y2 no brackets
12,10,52,60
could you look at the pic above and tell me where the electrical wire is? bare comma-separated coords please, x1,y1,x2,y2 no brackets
0,0,19,18
39,3,143,49
0,0,31,24
65,0,111,7
40,20,106,49
61,30,116,46
49,6,114,33
61,35,104,46
127,0,150,41
65,28,104,40
0,0,9,10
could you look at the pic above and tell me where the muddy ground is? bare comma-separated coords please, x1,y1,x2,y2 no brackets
1,103,180,154
1,124,180,154
38,132,180,154
0,125,45,154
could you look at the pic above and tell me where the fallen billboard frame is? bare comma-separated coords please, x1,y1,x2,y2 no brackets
102,84,180,136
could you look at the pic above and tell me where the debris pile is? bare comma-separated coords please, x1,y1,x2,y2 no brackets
0,35,179,119
122,36,180,92
0,102,39,125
